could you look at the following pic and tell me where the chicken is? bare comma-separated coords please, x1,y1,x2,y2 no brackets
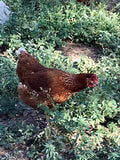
16,48,99,111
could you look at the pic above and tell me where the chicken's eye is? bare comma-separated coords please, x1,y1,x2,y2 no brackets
91,81,94,84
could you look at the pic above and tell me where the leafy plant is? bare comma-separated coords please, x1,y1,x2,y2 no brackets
0,56,18,114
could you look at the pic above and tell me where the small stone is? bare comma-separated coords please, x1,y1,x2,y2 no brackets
0,1,11,24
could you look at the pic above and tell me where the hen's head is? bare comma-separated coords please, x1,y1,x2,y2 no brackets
87,74,99,88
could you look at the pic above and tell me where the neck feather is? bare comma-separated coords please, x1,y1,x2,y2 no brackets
66,73,94,93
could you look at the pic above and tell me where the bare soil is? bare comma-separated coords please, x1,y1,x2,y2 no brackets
107,0,120,11
59,41,103,62
0,102,47,160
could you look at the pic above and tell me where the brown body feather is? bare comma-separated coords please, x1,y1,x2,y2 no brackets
17,50,98,110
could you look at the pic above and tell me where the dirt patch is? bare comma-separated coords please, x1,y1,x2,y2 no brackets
0,102,47,128
58,41,103,62
0,146,28,160
107,0,120,11
0,102,47,160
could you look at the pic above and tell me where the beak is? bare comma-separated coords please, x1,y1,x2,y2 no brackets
95,82,99,87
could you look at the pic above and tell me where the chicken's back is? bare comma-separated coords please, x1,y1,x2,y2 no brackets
16,49,45,82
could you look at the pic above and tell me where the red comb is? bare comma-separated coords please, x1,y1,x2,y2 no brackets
94,74,98,80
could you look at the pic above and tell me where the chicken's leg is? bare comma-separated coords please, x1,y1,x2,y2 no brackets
44,111,52,141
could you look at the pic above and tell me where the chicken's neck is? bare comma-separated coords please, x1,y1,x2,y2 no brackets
66,73,90,93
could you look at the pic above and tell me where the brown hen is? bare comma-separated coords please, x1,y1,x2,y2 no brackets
16,48,99,111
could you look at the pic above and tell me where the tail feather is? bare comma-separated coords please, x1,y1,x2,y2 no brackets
17,48,26,56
